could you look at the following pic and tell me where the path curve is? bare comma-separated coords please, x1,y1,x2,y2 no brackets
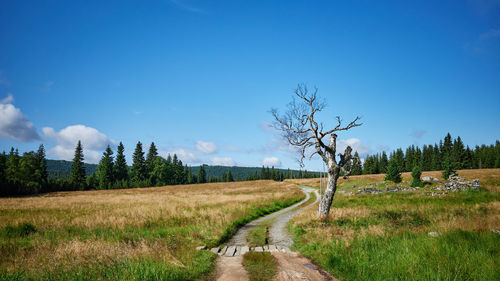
227,186,317,246
269,186,319,247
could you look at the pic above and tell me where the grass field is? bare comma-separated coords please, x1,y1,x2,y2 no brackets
0,180,303,280
289,169,500,280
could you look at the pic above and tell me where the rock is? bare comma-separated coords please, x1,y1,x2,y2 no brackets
219,246,228,256
224,246,236,256
240,246,249,255
268,245,277,252
210,247,219,254
422,176,439,182
263,245,269,251
435,176,480,192
234,246,242,256
196,246,205,251
255,246,263,252
428,231,441,237
491,229,500,235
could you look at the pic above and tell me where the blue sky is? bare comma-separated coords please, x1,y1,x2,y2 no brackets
0,0,499,170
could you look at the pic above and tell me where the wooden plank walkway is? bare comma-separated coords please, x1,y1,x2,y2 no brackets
204,244,292,256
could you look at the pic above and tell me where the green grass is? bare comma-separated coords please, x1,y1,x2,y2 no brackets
242,252,277,281
247,223,270,247
295,230,499,281
291,171,500,281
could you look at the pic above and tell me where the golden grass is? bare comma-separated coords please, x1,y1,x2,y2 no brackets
0,180,303,276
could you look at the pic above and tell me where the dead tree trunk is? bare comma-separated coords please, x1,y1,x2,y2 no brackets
271,85,362,218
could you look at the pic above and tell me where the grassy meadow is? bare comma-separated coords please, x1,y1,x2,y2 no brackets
289,169,500,280
0,180,303,280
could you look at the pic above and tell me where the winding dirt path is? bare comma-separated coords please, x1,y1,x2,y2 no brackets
227,186,316,246
215,186,337,281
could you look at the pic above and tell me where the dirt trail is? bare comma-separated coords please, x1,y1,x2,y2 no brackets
227,186,314,246
215,186,336,281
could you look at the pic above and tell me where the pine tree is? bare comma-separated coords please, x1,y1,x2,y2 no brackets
385,157,402,183
0,152,7,186
442,155,456,180
35,144,48,189
131,141,146,184
145,142,158,176
197,165,206,183
452,136,465,169
226,169,234,182
97,145,114,189
351,152,363,175
70,141,86,190
6,148,20,184
114,142,128,182
411,165,423,187
187,167,194,184
379,152,388,174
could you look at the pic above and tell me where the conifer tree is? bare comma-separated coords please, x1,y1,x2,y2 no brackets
0,152,6,185
131,141,146,184
197,165,206,183
351,152,363,175
97,145,114,189
187,167,194,184
226,169,234,182
114,142,128,182
70,141,86,190
145,142,158,175
35,144,48,188
6,148,20,184
442,155,456,180
379,151,388,174
411,165,423,187
385,157,402,183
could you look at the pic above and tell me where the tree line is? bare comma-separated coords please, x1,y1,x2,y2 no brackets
358,133,499,181
0,140,319,196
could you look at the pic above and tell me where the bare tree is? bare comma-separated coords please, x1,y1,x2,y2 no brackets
271,84,362,217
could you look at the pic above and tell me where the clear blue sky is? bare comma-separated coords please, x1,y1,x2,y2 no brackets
1,0,499,170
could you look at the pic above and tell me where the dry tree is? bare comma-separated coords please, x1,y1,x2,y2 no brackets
271,84,362,217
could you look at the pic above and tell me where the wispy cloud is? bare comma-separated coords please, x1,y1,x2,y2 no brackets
479,28,500,40
211,157,235,166
43,81,54,92
0,93,14,104
169,0,206,14
410,129,426,139
196,140,217,154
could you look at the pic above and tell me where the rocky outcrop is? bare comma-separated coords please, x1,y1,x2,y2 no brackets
355,186,421,195
422,176,440,182
435,175,480,191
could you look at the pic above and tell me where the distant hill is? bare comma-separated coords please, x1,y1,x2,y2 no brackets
46,160,316,180
189,165,316,180
47,160,98,179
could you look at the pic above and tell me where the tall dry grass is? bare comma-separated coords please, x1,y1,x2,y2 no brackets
0,180,303,279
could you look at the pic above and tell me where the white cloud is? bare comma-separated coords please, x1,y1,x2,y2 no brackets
0,93,14,104
43,125,116,164
0,102,41,142
262,157,281,167
211,157,235,166
196,141,217,154
337,138,372,156
160,148,199,164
